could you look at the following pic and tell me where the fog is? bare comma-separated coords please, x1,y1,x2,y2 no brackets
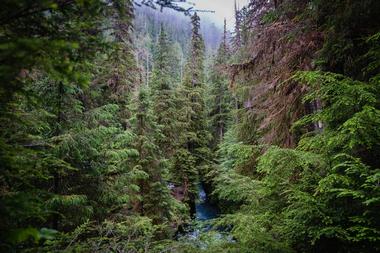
187,0,249,29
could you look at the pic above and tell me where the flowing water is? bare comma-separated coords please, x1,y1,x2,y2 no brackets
177,183,221,240
176,183,235,249
195,184,219,221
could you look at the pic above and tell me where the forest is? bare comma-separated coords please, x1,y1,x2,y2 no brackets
0,0,379,252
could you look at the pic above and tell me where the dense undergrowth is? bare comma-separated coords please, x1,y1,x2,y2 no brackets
1,0,379,252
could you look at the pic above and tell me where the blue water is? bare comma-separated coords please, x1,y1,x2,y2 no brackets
177,183,234,246
195,184,219,221
179,184,219,240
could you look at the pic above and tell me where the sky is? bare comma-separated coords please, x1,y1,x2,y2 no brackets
184,0,250,30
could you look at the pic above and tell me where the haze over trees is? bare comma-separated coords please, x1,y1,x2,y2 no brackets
0,0,379,252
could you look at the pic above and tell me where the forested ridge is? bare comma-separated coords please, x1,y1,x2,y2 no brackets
0,0,379,252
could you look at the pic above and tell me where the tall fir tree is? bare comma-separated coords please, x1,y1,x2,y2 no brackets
173,13,212,213
130,88,183,231
150,25,178,157
208,20,233,149
233,0,242,51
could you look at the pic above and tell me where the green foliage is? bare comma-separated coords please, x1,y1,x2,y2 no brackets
0,1,147,251
42,217,159,252
312,0,380,78
261,10,279,25
128,88,185,228
293,71,380,160
0,0,118,106
150,26,179,157
214,143,323,252
2,0,380,252
212,66,380,252
173,13,213,207
209,2,380,252
207,30,233,150
5,227,58,246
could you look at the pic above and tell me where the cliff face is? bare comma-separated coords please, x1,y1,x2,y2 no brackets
230,2,323,147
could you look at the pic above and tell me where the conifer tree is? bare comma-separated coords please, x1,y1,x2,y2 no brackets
173,13,212,213
208,20,233,149
130,88,181,228
0,0,140,248
240,6,250,46
150,25,178,157
232,0,242,51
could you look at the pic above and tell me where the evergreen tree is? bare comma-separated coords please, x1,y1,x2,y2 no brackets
0,0,141,249
2,0,379,252
240,6,250,46
232,0,242,51
150,25,178,157
208,20,233,149
173,13,212,213
208,1,380,252
130,88,184,231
